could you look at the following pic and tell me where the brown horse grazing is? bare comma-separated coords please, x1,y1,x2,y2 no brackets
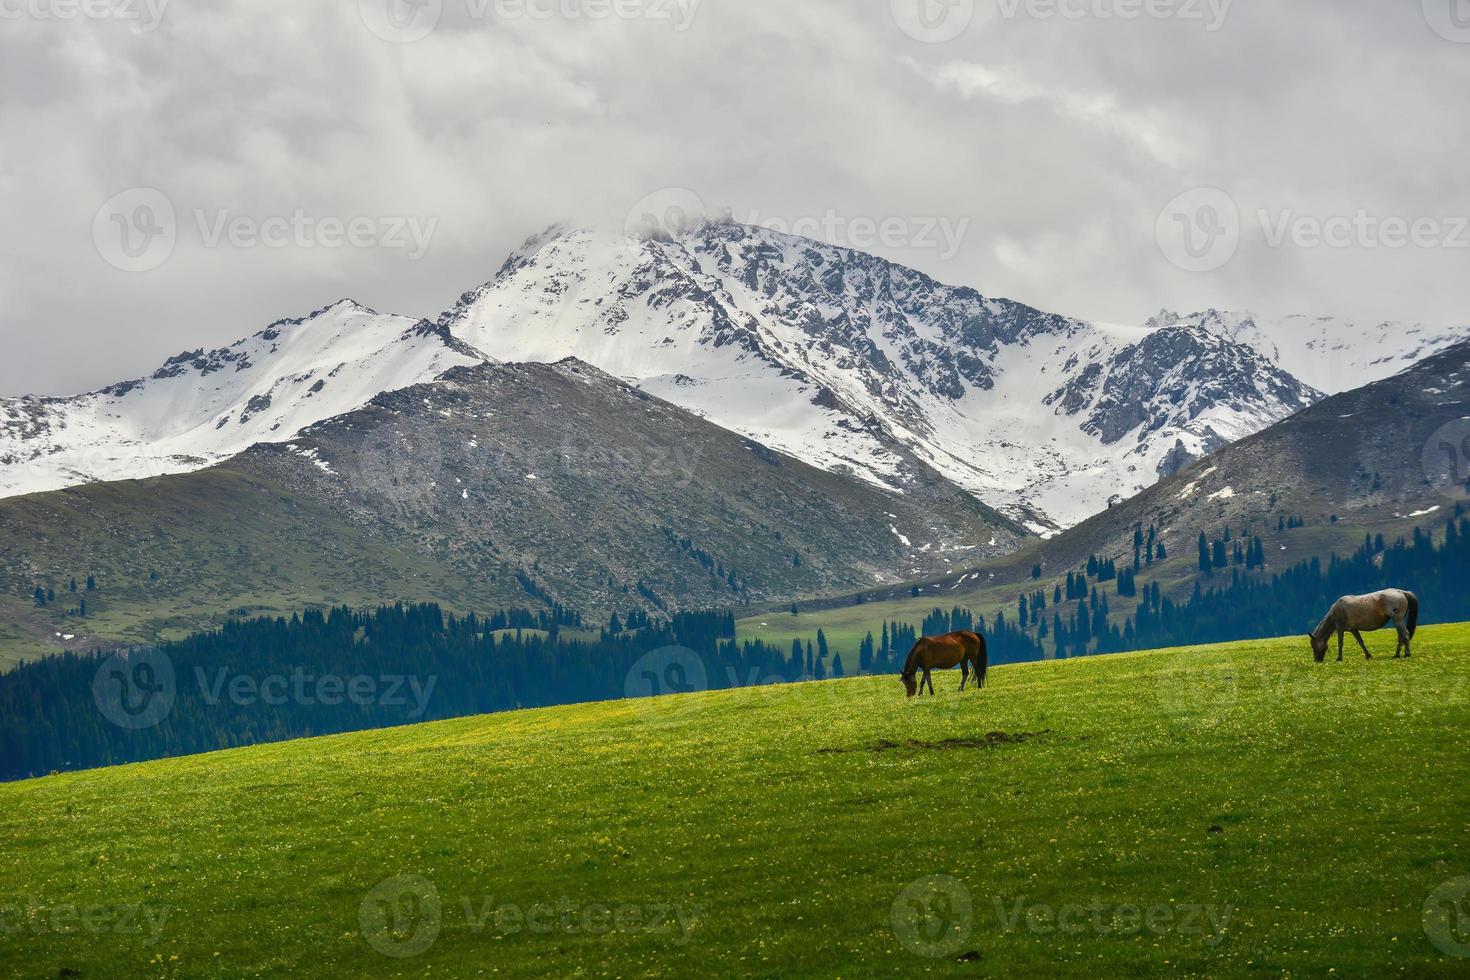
1309,589,1419,663
901,631,987,698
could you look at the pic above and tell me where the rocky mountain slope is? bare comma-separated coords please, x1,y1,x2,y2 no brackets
0,358,1021,654
1076,336,1470,558
1156,308,1470,394
839,337,1470,609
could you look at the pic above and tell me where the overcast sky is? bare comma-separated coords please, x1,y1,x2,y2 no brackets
2,0,1467,395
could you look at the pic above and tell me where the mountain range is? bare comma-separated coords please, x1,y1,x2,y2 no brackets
0,355,1022,657
2,220,1467,657
834,336,1470,613
4,221,1465,534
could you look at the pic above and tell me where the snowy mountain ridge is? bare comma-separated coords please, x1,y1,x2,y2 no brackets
442,223,1359,529
0,300,483,498
3,220,1466,531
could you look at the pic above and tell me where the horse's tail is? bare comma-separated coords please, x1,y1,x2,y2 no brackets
1406,591,1419,639
969,631,988,688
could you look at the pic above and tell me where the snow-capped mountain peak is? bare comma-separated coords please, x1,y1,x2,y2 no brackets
1152,308,1470,395
0,300,484,498
3,220,1465,531
439,222,1334,528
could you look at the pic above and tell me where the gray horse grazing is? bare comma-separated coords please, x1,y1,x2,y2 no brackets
1309,589,1419,662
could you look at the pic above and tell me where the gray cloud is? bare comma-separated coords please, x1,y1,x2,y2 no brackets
1,0,1467,394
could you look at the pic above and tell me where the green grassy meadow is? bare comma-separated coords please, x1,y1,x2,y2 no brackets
2,626,1469,977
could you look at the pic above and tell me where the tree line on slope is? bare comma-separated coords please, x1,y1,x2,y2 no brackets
5,516,1466,781
1024,516,1470,657
0,606,783,781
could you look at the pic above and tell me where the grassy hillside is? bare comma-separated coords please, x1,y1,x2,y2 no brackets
2,627,1469,977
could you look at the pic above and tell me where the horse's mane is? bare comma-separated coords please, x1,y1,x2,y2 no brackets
1310,609,1336,640
900,644,919,679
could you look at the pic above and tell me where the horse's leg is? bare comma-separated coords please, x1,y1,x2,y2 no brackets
960,659,969,692
1392,612,1411,658
1351,630,1371,660
1336,628,1345,662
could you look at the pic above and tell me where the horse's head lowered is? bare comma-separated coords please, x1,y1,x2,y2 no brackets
901,670,918,699
1308,632,1330,663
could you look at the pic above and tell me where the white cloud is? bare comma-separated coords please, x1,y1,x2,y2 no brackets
1,0,1467,395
